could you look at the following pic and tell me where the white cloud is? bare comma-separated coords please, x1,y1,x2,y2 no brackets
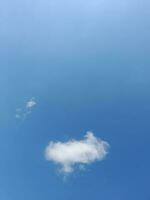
45,132,109,174
26,99,36,109
15,98,36,120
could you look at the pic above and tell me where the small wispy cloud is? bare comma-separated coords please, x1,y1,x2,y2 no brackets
26,99,36,108
45,132,109,174
15,98,37,120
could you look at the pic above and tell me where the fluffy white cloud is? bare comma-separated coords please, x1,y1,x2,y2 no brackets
45,132,109,174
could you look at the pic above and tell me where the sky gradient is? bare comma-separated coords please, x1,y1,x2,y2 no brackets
1,0,150,200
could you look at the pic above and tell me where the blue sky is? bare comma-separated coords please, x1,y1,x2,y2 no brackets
1,0,150,199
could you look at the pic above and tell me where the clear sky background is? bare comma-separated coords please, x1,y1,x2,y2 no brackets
0,0,150,199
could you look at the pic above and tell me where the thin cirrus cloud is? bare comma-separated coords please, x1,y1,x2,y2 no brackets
15,98,37,119
26,99,36,109
45,132,109,174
